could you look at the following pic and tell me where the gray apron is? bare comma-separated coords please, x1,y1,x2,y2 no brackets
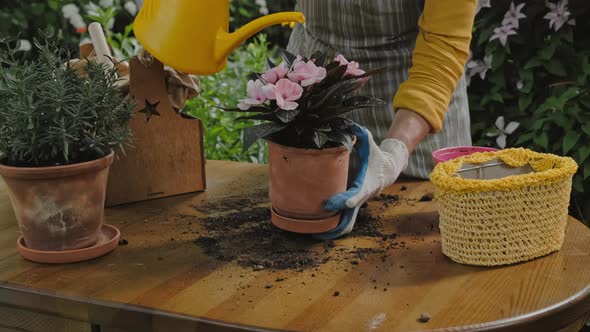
287,0,472,179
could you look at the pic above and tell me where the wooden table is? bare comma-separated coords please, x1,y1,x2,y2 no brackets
1,160,590,332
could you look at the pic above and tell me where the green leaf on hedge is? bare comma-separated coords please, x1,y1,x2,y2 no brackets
573,175,584,193
524,58,543,70
243,122,286,152
534,132,548,149
544,60,567,77
582,124,590,136
515,132,535,146
491,51,506,70
578,146,590,164
540,42,558,60
563,131,581,154
518,95,533,111
584,161,590,180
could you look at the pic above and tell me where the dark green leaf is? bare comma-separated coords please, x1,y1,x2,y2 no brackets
274,108,301,123
281,49,297,67
563,131,581,154
577,146,590,164
236,113,277,121
524,58,543,70
515,132,535,146
242,122,286,152
544,60,567,77
540,42,558,60
328,131,354,151
573,175,584,193
518,95,533,111
534,132,549,149
582,124,590,136
312,131,329,148
584,160,590,180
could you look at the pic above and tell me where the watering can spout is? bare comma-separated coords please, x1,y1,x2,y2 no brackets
216,12,305,61
133,0,305,75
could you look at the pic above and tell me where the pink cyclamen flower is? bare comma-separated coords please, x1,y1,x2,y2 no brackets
287,58,327,87
489,24,517,46
238,80,267,110
544,0,574,31
261,62,289,84
335,54,366,76
263,78,304,111
502,2,526,29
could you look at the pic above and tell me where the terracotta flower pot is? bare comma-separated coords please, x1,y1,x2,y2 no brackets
0,152,114,251
268,141,351,234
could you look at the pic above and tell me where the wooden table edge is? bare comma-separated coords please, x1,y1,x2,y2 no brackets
430,284,590,332
2,280,590,332
0,281,278,332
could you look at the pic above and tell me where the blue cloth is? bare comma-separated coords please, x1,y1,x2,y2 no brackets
314,125,371,240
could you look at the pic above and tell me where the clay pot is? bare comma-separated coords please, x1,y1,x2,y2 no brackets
0,152,114,251
268,141,351,234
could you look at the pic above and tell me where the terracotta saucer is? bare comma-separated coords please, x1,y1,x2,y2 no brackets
17,224,121,264
271,208,341,234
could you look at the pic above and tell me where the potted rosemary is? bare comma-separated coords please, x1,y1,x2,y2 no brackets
225,50,385,234
0,32,134,260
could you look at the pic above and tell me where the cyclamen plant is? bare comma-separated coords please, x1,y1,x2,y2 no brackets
225,50,385,151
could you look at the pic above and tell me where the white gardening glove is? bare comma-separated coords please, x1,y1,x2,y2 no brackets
316,125,409,240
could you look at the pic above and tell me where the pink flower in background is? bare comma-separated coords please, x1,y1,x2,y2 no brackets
489,24,517,46
544,0,574,31
238,80,267,110
287,59,327,87
262,62,289,84
264,79,303,110
335,54,366,76
502,2,526,29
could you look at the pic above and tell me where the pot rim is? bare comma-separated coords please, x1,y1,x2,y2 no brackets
0,151,115,180
268,137,356,156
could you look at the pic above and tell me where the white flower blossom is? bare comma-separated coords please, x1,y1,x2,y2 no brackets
544,0,574,31
489,23,517,46
69,13,86,30
255,0,269,15
476,0,492,15
16,39,32,52
124,1,138,16
487,116,520,149
61,3,80,19
502,2,526,29
99,0,113,8
467,55,493,84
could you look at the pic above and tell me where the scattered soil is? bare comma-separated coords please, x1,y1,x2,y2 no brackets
400,186,408,191
193,205,389,271
419,193,435,202
191,192,424,271
118,239,128,246
333,291,340,297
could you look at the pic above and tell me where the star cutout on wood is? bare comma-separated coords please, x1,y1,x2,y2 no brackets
139,99,161,122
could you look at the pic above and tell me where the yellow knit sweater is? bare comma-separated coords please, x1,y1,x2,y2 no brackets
393,0,477,133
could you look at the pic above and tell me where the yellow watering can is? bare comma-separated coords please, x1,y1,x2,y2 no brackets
133,0,305,75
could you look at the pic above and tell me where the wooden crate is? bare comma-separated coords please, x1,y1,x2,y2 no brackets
105,57,206,206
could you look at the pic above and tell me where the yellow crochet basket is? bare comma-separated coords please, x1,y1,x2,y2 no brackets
430,148,578,266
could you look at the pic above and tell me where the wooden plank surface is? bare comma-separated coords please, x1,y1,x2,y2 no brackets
1,160,590,332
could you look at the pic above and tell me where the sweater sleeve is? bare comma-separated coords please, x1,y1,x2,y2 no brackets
393,0,477,133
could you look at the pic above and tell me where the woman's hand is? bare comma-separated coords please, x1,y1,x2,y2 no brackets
315,109,431,240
